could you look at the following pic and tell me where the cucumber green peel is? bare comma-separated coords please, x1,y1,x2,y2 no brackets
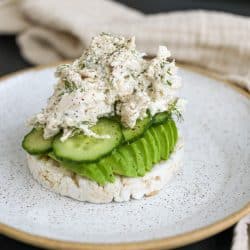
22,116,178,185
121,115,152,143
22,128,53,155
52,118,123,162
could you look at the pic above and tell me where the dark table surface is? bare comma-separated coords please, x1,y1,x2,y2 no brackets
1,0,249,249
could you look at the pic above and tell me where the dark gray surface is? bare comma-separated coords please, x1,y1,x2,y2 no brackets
1,0,249,249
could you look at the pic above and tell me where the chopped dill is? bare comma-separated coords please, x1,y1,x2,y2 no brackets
168,99,183,121
167,68,172,75
64,80,77,93
166,80,172,86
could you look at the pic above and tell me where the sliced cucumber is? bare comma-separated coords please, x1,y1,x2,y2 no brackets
22,128,53,155
122,116,151,143
153,111,170,125
52,118,122,162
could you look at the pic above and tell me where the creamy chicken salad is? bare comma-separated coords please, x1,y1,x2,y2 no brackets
29,33,183,141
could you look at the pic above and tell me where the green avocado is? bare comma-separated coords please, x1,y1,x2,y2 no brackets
143,129,158,165
149,128,161,163
152,126,165,160
138,137,152,171
158,124,170,160
97,160,115,183
129,141,146,176
112,149,137,177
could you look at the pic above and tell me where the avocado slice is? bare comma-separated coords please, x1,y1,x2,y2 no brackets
129,141,146,176
97,160,115,183
116,147,137,177
158,124,170,160
163,121,174,153
144,129,158,165
139,137,152,171
169,119,178,146
152,125,165,160
149,128,161,163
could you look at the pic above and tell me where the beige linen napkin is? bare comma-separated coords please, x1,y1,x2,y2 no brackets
0,0,250,91
232,216,250,250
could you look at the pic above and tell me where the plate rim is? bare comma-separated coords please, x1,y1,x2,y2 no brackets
0,63,249,250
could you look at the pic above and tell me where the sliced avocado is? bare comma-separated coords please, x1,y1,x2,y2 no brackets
112,149,137,177
158,125,170,160
139,137,152,171
163,121,174,153
169,119,178,146
97,160,115,183
152,125,165,160
144,129,158,165
129,141,146,176
82,163,107,186
149,128,161,163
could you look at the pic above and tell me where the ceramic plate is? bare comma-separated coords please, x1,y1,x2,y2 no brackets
0,65,249,250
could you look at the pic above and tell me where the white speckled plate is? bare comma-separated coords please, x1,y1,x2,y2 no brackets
0,65,249,250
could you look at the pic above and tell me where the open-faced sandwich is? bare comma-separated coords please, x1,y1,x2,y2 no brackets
22,33,185,203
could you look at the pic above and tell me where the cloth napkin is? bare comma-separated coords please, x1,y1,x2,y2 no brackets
0,0,249,249
232,215,250,250
0,0,250,91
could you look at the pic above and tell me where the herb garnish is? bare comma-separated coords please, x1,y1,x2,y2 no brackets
168,99,183,121
64,80,77,93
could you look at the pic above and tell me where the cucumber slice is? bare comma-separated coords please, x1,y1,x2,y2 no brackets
122,116,151,143
153,111,170,125
52,118,122,163
129,142,146,176
22,128,53,155
149,128,161,163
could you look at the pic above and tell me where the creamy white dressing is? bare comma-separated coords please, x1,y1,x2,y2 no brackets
30,33,183,140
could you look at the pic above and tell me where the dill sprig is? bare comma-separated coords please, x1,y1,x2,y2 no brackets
64,80,77,93
168,98,183,121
